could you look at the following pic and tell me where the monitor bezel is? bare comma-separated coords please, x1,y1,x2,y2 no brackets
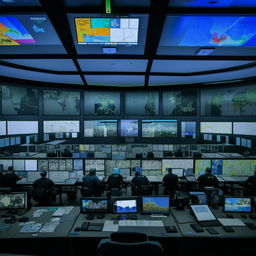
223,196,253,213
80,197,109,214
112,196,139,214
141,195,170,215
0,192,27,211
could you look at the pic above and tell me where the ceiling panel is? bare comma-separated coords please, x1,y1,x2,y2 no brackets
1,59,77,71
151,60,255,73
0,0,41,6
78,59,148,72
67,14,148,55
0,65,83,84
85,75,144,87
149,66,256,86
169,0,256,8
0,14,65,54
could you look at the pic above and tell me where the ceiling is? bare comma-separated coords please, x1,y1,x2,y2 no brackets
1,0,256,89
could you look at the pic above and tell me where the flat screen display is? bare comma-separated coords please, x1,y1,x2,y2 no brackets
172,168,184,177
7,121,38,135
223,197,252,213
141,196,170,214
189,192,207,205
113,198,138,214
160,16,256,47
233,122,256,136
200,122,232,134
80,198,108,213
181,122,196,139
142,120,177,137
190,204,216,222
194,159,211,176
75,18,139,45
120,120,138,137
84,120,117,137
0,121,6,136
0,192,27,210
43,121,79,133
162,159,193,175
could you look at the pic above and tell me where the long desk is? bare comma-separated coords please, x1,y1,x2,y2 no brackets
1,206,256,256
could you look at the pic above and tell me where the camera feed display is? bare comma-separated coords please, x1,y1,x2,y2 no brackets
142,120,177,137
84,120,117,137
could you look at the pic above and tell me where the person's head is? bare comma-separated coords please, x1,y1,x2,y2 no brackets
89,168,96,176
113,168,120,175
166,168,172,174
41,171,47,177
205,167,212,174
7,166,14,173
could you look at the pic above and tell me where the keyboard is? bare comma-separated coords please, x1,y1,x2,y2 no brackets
199,220,221,227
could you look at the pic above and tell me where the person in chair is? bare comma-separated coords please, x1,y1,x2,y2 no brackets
244,170,256,195
2,166,22,191
197,167,218,189
162,168,178,198
33,171,55,206
131,167,149,195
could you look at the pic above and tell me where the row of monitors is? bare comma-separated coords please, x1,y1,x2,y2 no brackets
2,14,256,54
1,85,256,117
80,196,254,216
1,158,256,177
1,120,256,137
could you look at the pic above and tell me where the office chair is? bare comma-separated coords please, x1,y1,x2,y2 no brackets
133,184,153,196
32,187,54,206
97,232,164,256
80,186,94,197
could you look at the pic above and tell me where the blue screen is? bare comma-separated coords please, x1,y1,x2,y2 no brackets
120,120,138,137
161,16,256,47
114,199,137,214
211,160,223,175
224,197,252,212
142,197,169,214
189,192,207,204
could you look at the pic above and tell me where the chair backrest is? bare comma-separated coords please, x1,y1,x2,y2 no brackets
140,184,153,195
33,187,52,205
80,186,94,197
98,232,163,256
108,175,122,189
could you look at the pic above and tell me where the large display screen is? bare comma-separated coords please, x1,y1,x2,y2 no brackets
120,120,138,137
44,90,80,115
125,92,159,116
194,159,211,176
0,121,6,136
84,120,117,137
2,85,38,115
181,122,196,139
160,15,256,47
142,120,177,137
162,159,193,174
200,122,232,134
0,15,62,46
43,121,79,133
163,90,197,116
201,85,256,116
7,121,38,135
75,18,139,45
233,122,256,136
84,91,120,116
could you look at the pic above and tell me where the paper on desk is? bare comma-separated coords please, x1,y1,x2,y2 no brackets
19,223,43,233
218,218,246,226
102,220,118,232
33,209,48,218
39,222,60,232
52,206,74,216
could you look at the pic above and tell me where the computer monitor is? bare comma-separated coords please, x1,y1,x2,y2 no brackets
141,196,170,215
172,168,184,177
80,197,109,213
113,197,138,214
190,204,217,222
223,197,253,213
189,192,207,205
0,192,27,211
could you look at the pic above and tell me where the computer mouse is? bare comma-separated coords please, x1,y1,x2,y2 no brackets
74,227,81,232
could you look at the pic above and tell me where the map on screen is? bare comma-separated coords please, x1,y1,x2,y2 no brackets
75,18,139,45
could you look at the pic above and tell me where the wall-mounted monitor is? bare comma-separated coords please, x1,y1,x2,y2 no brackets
84,91,120,116
125,92,159,116
0,121,6,136
75,17,139,45
233,122,256,136
84,120,117,137
7,121,38,135
142,120,177,137
221,159,255,176
159,15,256,47
162,159,193,174
0,15,65,54
194,159,211,176
200,122,232,134
181,122,196,139
43,121,79,133
44,90,80,115
2,85,38,115
120,120,138,137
